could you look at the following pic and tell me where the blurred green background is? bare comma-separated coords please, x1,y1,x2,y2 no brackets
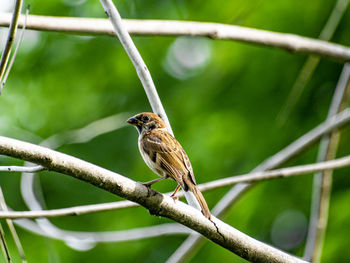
1,0,350,262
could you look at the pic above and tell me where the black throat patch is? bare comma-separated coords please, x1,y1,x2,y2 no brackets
136,125,142,134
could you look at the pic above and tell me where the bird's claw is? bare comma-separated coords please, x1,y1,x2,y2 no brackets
170,195,178,201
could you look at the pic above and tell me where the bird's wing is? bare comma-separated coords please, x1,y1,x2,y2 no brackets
141,130,196,188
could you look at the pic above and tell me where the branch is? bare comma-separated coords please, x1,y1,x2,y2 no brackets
0,188,27,263
1,7,29,90
99,1,173,134
304,63,350,262
0,200,136,219
0,165,44,172
0,0,23,94
2,153,350,219
0,13,350,62
0,136,306,263
167,108,350,261
0,222,11,263
11,217,189,244
200,154,350,189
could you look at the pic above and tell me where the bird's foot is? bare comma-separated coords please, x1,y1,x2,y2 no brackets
170,194,178,201
170,184,181,201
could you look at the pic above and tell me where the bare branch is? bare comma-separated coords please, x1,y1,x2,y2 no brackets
0,165,44,172
0,136,306,263
0,223,11,263
200,154,350,190
99,1,173,134
0,111,347,261
0,200,137,219
0,110,350,259
13,220,190,243
11,215,189,245
2,153,350,219
1,7,29,90
0,188,27,263
1,14,350,61
168,108,350,261
304,63,350,262
0,0,23,94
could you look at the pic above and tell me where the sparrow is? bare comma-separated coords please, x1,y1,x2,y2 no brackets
127,112,210,219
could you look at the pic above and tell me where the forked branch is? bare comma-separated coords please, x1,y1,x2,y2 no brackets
0,135,306,263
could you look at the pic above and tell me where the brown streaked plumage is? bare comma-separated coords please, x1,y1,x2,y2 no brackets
127,112,210,219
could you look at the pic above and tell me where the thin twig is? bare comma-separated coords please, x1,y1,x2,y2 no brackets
0,165,44,172
1,14,350,61
0,0,23,94
0,136,307,263
0,188,27,263
13,220,191,243
277,0,350,124
99,0,173,134
1,200,137,219
167,108,350,262
304,63,350,262
199,154,350,190
1,7,29,90
0,223,11,263
2,154,350,219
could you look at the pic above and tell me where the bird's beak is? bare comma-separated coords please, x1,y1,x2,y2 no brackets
127,116,139,126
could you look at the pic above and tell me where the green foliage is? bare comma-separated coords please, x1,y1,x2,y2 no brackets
0,0,350,262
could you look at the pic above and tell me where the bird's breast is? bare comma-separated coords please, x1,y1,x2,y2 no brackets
138,136,163,177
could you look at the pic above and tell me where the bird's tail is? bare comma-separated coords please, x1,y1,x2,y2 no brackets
183,176,211,219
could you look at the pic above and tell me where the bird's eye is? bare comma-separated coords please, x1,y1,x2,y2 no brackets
142,115,150,122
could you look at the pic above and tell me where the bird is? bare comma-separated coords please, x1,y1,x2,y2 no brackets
127,112,211,219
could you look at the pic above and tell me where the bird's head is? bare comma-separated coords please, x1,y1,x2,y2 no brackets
127,112,166,134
